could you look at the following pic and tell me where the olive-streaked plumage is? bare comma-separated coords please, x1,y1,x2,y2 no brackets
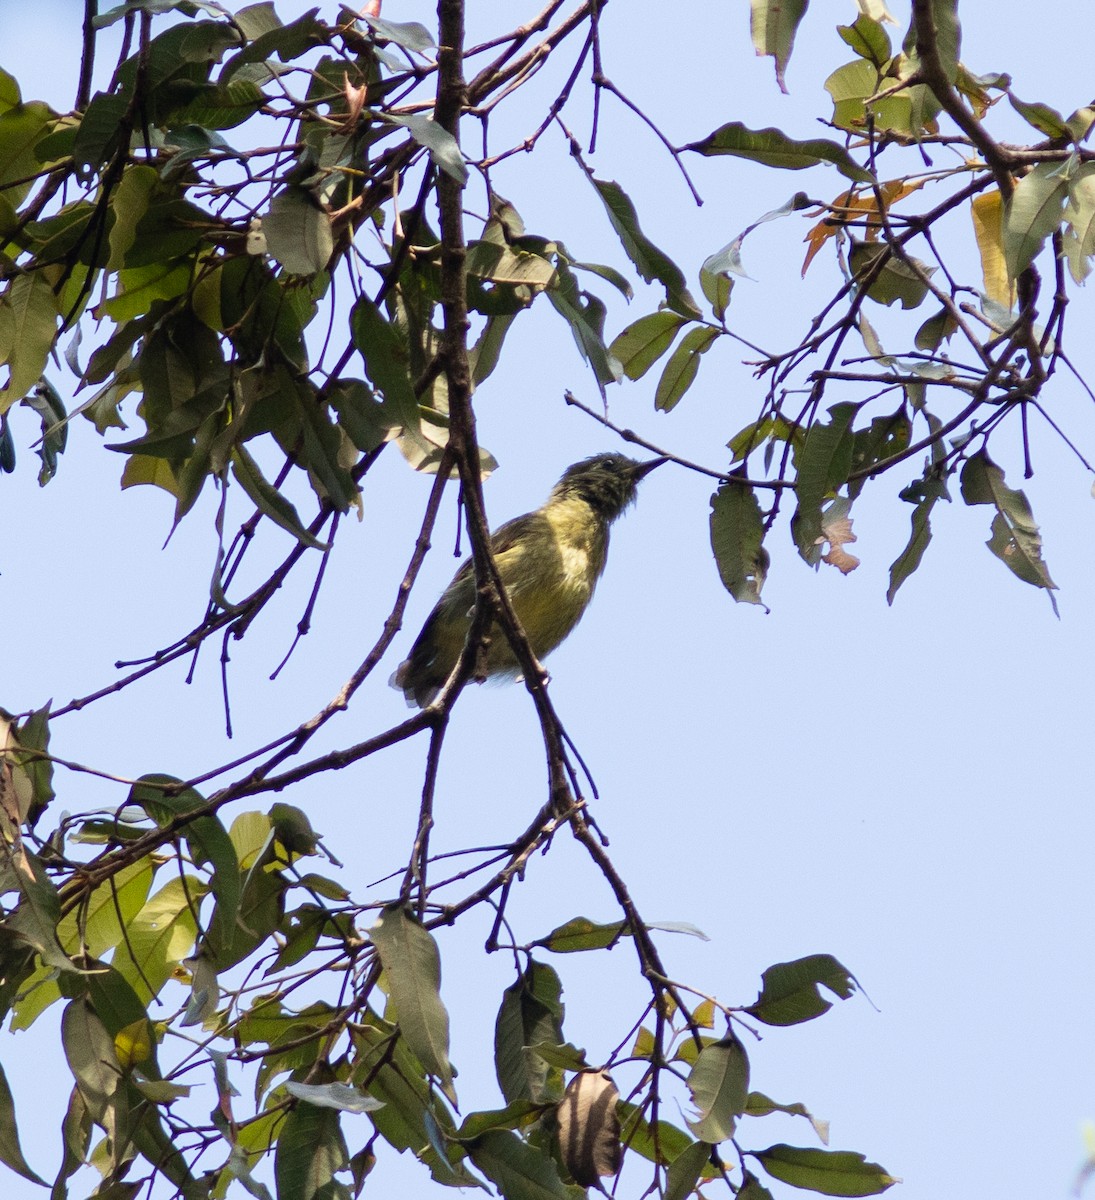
391,453,665,707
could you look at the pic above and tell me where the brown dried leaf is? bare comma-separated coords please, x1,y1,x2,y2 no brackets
821,512,860,575
557,1070,621,1188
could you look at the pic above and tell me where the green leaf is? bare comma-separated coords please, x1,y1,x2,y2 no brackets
386,113,468,184
495,961,565,1104
57,858,156,960
275,1088,350,1200
609,311,687,381
350,296,420,431
750,0,808,92
0,100,55,203
466,239,556,289
547,259,621,395
232,445,330,550
533,917,626,954
901,0,960,83
655,325,718,411
888,472,949,604
849,240,935,308
465,1129,577,1200
60,999,121,1133
220,8,326,82
363,14,436,53
686,1037,749,1143
745,1091,830,1144
617,1101,695,1165
111,876,204,1003
1065,162,1095,258
838,15,891,66
1007,92,1071,139
263,187,333,275
0,272,57,415
746,954,856,1026
350,1017,475,1185
959,449,1057,599
1004,162,1068,280
791,402,859,564
4,850,74,974
685,121,872,184
848,406,912,500
0,1061,46,1184
590,178,701,317
739,1170,777,1200
51,1086,91,1200
284,1081,384,1114
369,906,455,1097
710,478,769,607
665,1139,714,1200
456,1100,542,1141
754,1145,898,1196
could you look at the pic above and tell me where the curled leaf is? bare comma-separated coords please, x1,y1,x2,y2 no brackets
557,1070,621,1187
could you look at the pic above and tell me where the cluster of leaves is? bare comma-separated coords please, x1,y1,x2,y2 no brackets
3,0,1095,1197
609,0,1091,610
1,703,895,1200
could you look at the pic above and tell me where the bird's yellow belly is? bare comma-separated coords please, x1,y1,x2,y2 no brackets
487,502,607,670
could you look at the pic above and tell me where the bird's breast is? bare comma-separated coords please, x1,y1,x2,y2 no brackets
504,499,608,658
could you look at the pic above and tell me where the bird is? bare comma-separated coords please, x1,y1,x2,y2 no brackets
390,452,666,708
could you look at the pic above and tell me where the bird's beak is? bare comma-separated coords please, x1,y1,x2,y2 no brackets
632,456,668,481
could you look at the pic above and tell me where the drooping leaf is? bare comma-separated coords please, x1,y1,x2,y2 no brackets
369,906,455,1098
0,1061,46,1184
665,1139,715,1200
655,326,718,411
710,478,769,607
750,0,809,93
959,449,1057,600
495,960,566,1105
1007,92,1071,140
1003,162,1068,280
590,178,701,317
274,1086,350,1200
350,296,420,431
556,1070,621,1188
262,187,333,275
754,1144,898,1196
0,272,57,415
686,1037,750,1143
386,113,467,184
465,1129,574,1199
547,259,622,396
232,445,330,550
887,472,950,604
791,402,859,564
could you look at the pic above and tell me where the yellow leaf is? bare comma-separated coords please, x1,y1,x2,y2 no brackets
115,1016,153,1068
971,191,1014,308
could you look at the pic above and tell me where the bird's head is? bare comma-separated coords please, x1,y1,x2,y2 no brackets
552,452,667,520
